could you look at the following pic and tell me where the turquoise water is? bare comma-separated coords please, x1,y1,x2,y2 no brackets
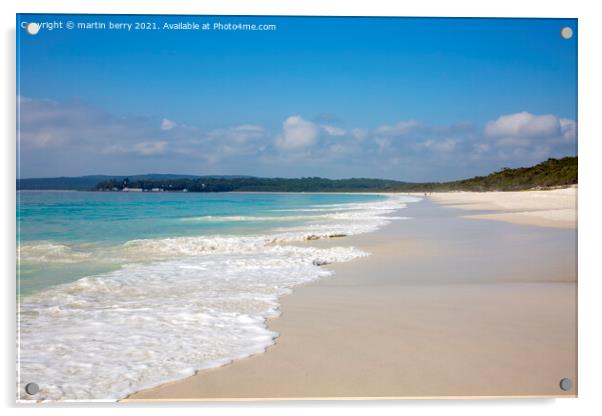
17,191,385,295
17,190,418,401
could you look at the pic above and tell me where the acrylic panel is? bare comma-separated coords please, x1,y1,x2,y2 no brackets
16,14,577,402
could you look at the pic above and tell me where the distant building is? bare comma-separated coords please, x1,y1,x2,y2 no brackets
123,187,143,192
182,189,188,193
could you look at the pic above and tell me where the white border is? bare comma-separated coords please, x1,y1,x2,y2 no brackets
2,1,601,415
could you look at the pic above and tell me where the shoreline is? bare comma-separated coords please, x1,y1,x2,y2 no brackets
126,189,577,401
16,184,577,197
19,192,404,401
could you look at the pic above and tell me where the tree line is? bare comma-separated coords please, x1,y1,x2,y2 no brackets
94,157,577,193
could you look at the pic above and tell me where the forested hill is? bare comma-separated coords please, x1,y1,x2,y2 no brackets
17,157,577,192
433,156,577,192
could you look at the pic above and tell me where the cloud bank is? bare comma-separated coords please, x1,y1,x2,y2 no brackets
18,97,577,181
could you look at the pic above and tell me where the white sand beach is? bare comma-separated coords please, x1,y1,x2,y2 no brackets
126,189,577,401
428,187,577,228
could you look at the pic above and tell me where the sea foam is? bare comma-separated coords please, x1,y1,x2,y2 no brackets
18,194,419,401
18,242,93,264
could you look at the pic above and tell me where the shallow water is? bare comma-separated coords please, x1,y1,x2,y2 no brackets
17,191,420,401
18,191,390,295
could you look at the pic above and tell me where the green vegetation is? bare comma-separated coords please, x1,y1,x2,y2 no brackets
17,174,248,191
432,156,577,192
18,157,577,193
94,177,405,193
17,175,113,191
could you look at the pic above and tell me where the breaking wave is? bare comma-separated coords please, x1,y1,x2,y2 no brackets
18,194,420,401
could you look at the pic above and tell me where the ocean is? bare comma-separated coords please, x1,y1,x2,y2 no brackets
17,191,419,401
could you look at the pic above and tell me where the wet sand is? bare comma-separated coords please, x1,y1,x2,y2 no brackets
126,195,577,401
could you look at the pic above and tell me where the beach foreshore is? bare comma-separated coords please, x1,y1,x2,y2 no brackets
428,187,577,229
125,189,577,401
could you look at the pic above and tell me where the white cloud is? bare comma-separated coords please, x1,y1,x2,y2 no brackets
207,124,265,144
104,141,168,156
133,141,168,155
160,118,176,130
21,129,66,148
276,116,319,150
18,97,108,148
559,118,577,141
18,96,577,181
420,138,459,152
471,112,577,162
180,124,269,161
18,97,271,169
322,125,346,137
374,120,419,137
350,128,368,141
485,111,576,147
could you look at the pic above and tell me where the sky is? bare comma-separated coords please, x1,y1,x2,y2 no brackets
17,15,577,181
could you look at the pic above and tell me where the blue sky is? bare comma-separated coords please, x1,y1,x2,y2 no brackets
17,15,577,181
